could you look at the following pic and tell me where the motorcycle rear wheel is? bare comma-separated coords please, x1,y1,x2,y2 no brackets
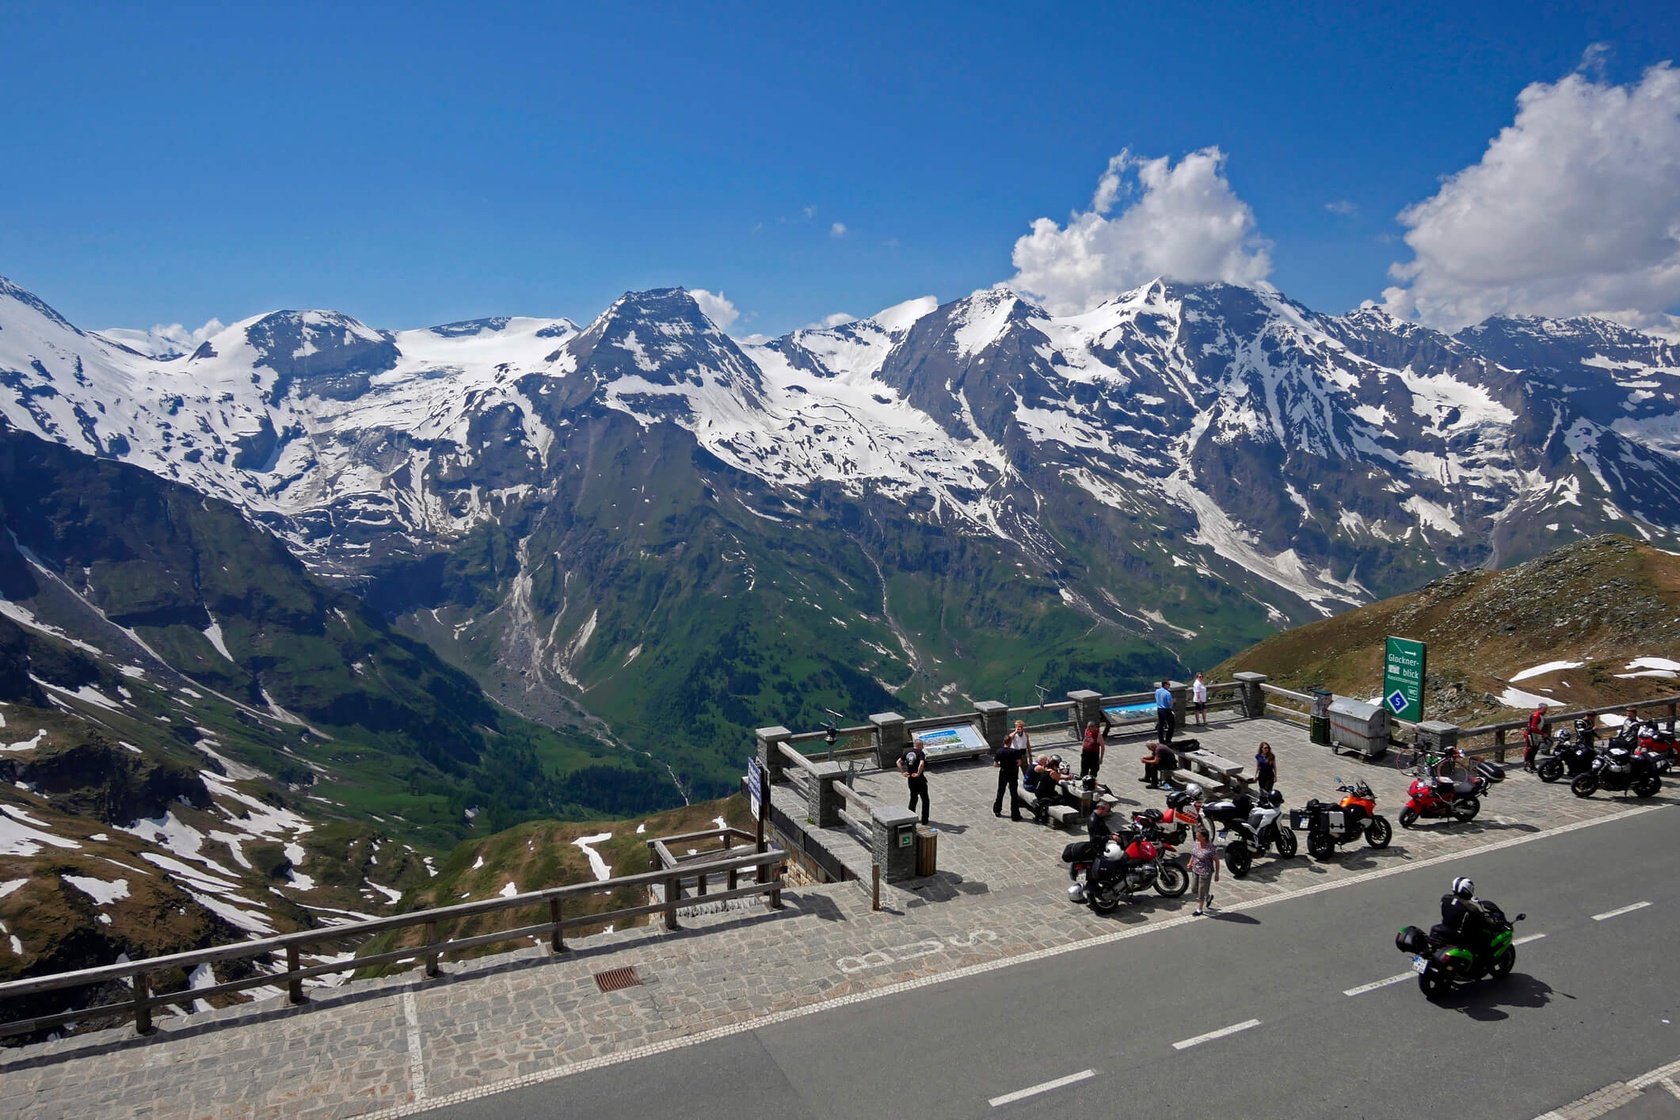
1451,796,1481,823
1155,862,1189,897
1366,816,1393,849
1225,841,1252,878
1089,885,1121,914
1571,774,1598,798
1273,825,1298,858
1633,775,1661,798
1307,830,1334,860
1537,759,1564,783
1418,967,1450,1002
1398,806,1419,829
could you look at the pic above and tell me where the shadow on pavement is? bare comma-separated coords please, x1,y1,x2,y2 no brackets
1445,972,1560,1021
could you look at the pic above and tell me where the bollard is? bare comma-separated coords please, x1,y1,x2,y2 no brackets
286,944,306,1004
664,874,680,930
872,863,881,912
549,898,565,953
422,920,441,978
133,970,153,1035
769,862,784,910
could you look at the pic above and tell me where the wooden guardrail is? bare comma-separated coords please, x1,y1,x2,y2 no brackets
1458,694,1680,760
0,846,787,1041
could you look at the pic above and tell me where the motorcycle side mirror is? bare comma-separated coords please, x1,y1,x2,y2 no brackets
1515,913,1527,922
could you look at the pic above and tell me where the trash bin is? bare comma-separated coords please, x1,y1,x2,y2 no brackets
915,825,938,877
1328,697,1390,759
1310,688,1332,746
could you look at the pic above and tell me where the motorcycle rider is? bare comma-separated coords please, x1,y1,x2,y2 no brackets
1088,800,1117,846
1523,701,1550,771
1440,876,1493,962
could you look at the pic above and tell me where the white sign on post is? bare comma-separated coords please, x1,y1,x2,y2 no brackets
746,759,763,820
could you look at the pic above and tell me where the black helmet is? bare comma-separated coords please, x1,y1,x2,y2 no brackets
1451,876,1474,899
1049,755,1064,771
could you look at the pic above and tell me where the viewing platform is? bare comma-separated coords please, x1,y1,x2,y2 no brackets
2,685,1677,1119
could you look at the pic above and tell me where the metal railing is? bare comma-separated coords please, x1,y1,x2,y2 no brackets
0,845,786,1041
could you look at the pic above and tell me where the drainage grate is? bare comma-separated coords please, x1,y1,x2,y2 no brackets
593,966,642,993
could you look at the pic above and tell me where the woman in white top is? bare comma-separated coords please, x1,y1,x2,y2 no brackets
1192,672,1209,727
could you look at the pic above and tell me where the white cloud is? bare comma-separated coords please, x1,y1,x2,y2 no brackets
830,222,847,238
1326,199,1358,216
100,318,226,359
1383,61,1680,332
687,288,740,332
802,312,856,330
1007,148,1272,314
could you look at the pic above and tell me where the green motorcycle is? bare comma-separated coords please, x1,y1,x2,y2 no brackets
1395,901,1525,1001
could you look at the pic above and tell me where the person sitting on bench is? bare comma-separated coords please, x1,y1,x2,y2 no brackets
1140,742,1179,789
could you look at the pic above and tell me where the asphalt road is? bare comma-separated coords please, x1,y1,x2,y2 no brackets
423,805,1680,1120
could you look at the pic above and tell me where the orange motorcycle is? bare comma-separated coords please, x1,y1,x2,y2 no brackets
1289,779,1391,860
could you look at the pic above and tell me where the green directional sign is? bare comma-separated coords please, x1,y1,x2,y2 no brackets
1383,636,1427,723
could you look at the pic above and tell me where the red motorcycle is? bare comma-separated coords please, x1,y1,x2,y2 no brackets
1398,751,1502,828
1133,787,1204,846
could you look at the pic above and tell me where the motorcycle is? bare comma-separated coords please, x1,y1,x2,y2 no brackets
1537,721,1598,783
1291,780,1391,860
1201,789,1296,876
1132,788,1203,847
1398,753,1504,828
1633,720,1678,766
1067,822,1189,912
1395,900,1525,1001
1571,742,1663,799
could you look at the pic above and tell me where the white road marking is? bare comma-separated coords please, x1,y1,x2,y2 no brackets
357,802,1670,1120
402,988,428,1101
1515,933,1546,945
1173,1018,1260,1050
988,1069,1096,1107
1592,901,1651,921
1344,973,1414,997
1661,1078,1680,1102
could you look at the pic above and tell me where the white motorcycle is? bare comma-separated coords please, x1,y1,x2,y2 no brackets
1200,789,1296,876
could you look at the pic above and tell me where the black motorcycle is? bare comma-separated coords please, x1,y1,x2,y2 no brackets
1537,721,1598,783
1201,789,1296,876
1066,822,1189,911
1396,899,1525,1002
1572,743,1663,799
1291,780,1391,860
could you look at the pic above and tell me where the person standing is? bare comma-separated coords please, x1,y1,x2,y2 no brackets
1190,827,1220,915
1155,680,1176,745
1523,701,1550,771
1254,742,1277,796
1079,721,1105,785
1004,719,1034,765
1191,672,1209,728
993,737,1027,820
899,742,929,824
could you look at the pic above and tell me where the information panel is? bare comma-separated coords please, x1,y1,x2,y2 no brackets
912,723,989,759
1383,636,1427,722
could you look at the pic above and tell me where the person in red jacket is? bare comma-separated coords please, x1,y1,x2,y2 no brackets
1523,701,1550,772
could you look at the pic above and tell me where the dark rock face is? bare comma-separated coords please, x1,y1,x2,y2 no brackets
241,311,400,403
2,735,211,826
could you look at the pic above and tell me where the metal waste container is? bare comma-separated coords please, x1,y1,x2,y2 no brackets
1328,697,1390,759
915,825,938,877
1310,688,1332,746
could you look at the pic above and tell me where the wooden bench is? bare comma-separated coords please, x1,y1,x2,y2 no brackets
1169,768,1229,796
1046,804,1083,830
1181,749,1250,794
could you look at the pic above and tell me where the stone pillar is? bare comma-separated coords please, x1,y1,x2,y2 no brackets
756,726,792,784
974,700,1009,750
1415,721,1461,756
810,761,845,828
1069,689,1103,734
870,712,907,769
873,804,921,882
1232,672,1269,719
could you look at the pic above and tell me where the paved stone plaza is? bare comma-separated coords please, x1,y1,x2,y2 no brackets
2,714,1672,1120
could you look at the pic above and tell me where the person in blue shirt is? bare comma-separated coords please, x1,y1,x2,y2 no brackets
1154,680,1176,745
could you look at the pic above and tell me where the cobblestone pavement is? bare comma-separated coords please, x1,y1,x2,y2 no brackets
3,716,1672,1120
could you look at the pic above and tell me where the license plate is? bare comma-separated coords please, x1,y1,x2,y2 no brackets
1412,956,1428,975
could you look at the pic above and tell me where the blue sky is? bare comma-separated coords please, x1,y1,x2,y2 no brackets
2,1,1677,338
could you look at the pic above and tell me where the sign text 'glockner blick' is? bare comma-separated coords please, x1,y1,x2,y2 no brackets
1383,636,1427,723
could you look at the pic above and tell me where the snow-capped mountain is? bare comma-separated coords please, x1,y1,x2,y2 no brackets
3,271,1679,797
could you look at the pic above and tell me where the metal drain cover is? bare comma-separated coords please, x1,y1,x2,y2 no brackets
593,966,642,993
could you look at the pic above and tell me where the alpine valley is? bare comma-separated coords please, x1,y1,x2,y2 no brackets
3,272,1679,993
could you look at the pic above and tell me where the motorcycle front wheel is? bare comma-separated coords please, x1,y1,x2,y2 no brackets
1366,816,1393,848
1273,825,1298,858
1225,841,1252,878
1155,862,1189,897
1307,829,1334,860
1490,947,1515,980
1571,774,1598,798
1398,806,1419,829
1451,796,1481,823
1538,759,1564,783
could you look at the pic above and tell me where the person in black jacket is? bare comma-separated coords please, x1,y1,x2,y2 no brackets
993,740,1027,820
1087,800,1117,845
1440,876,1492,960
899,744,929,824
